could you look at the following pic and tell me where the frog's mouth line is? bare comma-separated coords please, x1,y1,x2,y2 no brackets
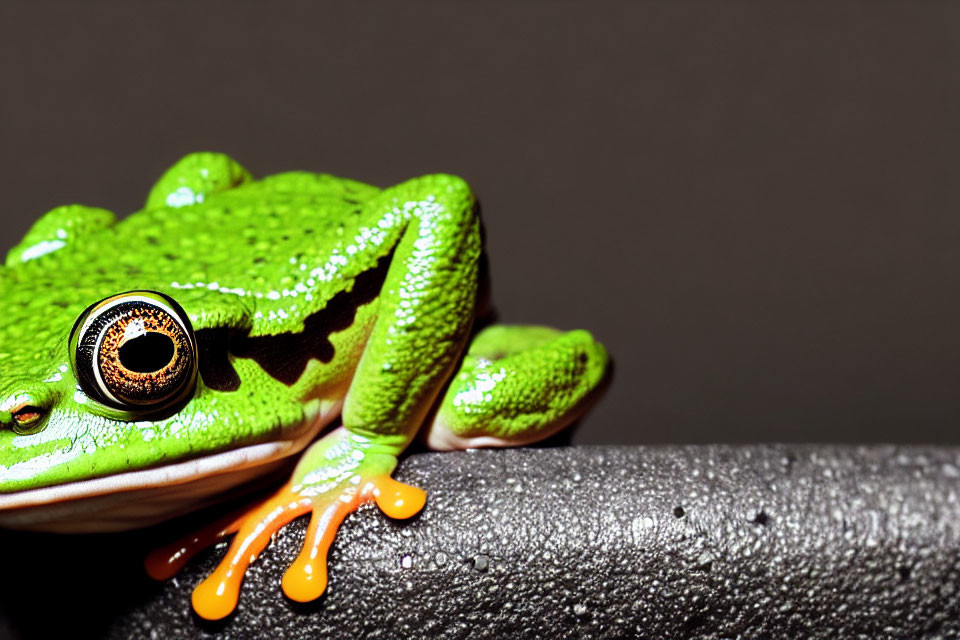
0,432,315,512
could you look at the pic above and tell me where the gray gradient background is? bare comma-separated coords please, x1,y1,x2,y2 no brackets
1,1,958,445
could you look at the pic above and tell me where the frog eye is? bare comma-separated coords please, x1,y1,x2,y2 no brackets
69,291,198,411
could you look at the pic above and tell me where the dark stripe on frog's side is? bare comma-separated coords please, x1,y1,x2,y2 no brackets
196,252,391,390
196,330,243,391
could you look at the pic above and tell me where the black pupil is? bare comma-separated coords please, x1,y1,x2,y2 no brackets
118,332,175,373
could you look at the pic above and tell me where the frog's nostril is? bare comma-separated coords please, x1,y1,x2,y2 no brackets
1,389,56,435
13,406,43,424
7,404,48,435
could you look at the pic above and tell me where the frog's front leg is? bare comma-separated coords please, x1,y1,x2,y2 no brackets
147,428,426,619
148,175,481,620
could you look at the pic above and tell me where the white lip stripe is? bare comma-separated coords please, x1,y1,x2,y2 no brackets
0,440,304,510
0,404,336,510
0,401,344,533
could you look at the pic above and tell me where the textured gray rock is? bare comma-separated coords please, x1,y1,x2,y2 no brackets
2,445,959,639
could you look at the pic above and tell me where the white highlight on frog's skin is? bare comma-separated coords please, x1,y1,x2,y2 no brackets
165,187,203,208
43,364,69,384
452,367,508,412
170,282,251,298
390,198,444,330
0,450,83,482
19,239,66,262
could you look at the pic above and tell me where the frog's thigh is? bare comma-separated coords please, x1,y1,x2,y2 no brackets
425,325,610,450
342,174,482,450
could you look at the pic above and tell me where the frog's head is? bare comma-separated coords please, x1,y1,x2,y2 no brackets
0,284,206,494
0,193,347,531
1,288,200,431
0,153,380,531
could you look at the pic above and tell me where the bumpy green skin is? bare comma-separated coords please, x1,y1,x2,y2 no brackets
0,152,608,499
439,326,608,441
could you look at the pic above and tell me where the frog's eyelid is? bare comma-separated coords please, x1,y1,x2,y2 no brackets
80,293,191,341
69,292,188,348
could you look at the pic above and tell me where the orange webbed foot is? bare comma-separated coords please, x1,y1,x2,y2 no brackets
147,474,426,621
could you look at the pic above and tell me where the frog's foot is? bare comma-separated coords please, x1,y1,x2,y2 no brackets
426,325,610,450
145,428,424,621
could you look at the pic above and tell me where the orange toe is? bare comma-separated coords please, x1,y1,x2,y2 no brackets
145,506,248,581
370,476,427,519
192,573,241,621
282,502,349,602
191,487,312,620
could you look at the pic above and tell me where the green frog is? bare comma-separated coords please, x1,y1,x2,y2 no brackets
0,152,609,620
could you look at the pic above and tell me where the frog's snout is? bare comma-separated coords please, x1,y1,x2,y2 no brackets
0,387,58,435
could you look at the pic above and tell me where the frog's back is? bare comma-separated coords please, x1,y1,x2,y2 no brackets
224,170,381,214
124,170,384,264
0,168,396,379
